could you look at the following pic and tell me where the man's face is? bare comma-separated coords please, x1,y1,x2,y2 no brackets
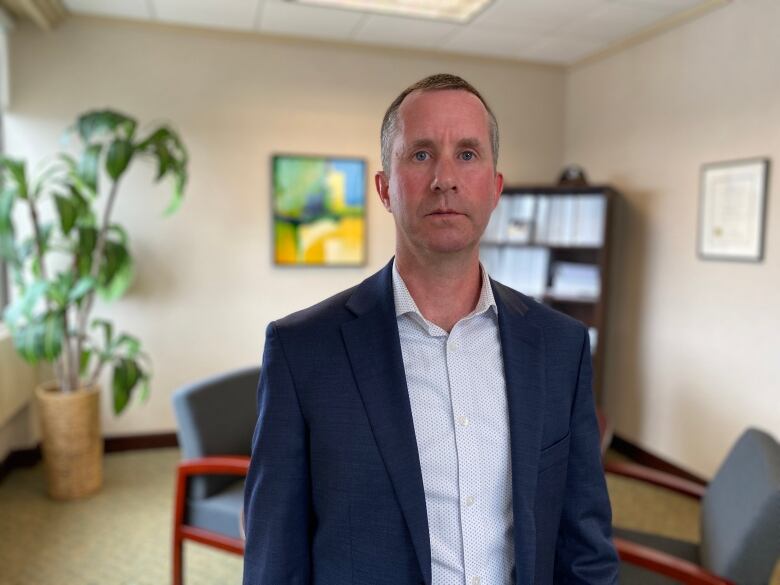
375,89,503,259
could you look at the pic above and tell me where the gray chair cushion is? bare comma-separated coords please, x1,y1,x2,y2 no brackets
700,428,780,584
187,478,245,540
615,526,699,585
173,366,260,498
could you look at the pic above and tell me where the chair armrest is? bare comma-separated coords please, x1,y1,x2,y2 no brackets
177,456,251,478
605,460,706,499
174,456,251,531
614,537,734,585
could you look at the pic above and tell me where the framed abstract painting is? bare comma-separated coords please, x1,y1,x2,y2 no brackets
272,154,367,266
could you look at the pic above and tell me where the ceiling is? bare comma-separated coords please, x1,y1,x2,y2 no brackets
52,0,725,66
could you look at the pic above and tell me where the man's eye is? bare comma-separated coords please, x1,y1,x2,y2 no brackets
413,151,429,161
460,151,475,161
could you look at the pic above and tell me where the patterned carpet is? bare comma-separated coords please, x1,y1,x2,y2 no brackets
0,448,777,584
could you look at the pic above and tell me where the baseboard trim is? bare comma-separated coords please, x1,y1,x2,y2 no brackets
105,432,179,452
3,431,707,487
0,432,179,483
610,433,708,485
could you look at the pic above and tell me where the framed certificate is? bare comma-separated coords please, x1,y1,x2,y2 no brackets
698,158,770,262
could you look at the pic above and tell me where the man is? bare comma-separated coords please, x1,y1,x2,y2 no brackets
243,74,619,585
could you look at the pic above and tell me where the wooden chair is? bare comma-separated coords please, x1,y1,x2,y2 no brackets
171,367,259,585
606,428,780,584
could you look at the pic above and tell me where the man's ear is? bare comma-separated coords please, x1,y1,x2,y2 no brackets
375,171,392,212
493,172,504,210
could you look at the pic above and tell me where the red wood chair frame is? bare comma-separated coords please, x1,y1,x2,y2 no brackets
605,460,735,585
173,456,250,585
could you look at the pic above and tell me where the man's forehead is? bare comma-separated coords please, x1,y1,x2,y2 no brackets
395,89,491,140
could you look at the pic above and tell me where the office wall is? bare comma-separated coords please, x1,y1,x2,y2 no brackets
566,0,780,476
3,17,565,440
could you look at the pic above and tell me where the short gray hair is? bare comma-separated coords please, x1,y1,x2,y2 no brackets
380,73,499,174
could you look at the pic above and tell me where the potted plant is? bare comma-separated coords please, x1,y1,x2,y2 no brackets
0,110,188,499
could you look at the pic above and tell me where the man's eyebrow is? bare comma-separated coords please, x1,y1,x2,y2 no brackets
457,138,485,150
403,138,436,152
401,137,485,152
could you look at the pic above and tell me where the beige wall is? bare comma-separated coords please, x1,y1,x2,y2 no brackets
566,0,780,476
3,18,565,441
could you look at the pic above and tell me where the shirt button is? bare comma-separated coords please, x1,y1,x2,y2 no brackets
472,577,481,585
457,415,469,427
448,340,459,351
465,495,475,507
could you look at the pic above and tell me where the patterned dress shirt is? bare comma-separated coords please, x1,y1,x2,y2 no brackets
392,261,514,585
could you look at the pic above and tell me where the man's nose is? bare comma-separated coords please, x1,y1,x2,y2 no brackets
430,157,457,192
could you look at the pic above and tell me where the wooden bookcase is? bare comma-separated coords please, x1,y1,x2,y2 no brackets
480,185,617,404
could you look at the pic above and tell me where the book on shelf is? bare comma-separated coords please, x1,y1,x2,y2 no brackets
548,262,600,300
588,327,598,355
530,193,606,247
481,246,549,299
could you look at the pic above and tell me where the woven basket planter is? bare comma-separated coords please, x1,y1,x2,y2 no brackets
36,382,103,500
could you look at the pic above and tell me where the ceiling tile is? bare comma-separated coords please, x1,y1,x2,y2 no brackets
64,0,152,20
612,0,707,11
153,0,260,31
558,3,671,43
258,0,365,40
471,0,606,33
523,35,608,64
442,25,544,61
351,14,458,49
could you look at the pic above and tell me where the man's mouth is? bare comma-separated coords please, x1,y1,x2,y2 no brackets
428,209,463,216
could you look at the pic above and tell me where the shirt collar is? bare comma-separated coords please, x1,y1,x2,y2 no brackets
391,259,498,324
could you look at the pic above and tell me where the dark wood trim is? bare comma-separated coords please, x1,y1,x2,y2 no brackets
0,445,42,483
611,433,708,486
605,460,707,499
0,432,179,483
104,432,178,453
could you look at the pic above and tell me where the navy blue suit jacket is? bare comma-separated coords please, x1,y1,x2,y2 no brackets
243,260,619,584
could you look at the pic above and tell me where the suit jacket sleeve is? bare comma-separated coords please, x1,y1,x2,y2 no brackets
243,322,312,585
553,328,620,583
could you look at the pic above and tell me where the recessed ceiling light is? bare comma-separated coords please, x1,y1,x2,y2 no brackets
288,0,493,23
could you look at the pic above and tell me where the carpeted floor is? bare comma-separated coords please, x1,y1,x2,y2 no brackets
0,448,777,584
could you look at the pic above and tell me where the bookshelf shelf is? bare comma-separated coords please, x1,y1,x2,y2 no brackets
480,185,618,403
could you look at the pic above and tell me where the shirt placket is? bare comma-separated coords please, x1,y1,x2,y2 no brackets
446,320,487,585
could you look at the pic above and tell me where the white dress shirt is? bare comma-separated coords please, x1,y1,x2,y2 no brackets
392,261,514,585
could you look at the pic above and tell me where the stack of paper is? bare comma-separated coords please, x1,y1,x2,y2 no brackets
549,262,600,299
533,194,606,247
482,247,550,299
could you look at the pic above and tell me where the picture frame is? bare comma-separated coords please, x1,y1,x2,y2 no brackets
271,153,367,267
697,157,770,262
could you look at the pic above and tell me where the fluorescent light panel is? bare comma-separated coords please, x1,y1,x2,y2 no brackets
289,0,493,23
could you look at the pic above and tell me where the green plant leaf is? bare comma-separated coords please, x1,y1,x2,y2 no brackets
79,349,92,377
76,226,97,276
112,357,141,415
0,187,15,261
68,275,97,303
91,319,113,350
78,144,102,196
107,224,129,247
11,313,64,364
3,281,48,325
0,157,28,200
106,138,133,181
98,240,133,301
138,374,151,403
136,126,188,216
77,110,138,143
54,193,78,234
112,333,140,358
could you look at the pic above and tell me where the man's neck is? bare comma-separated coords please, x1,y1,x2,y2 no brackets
394,249,483,333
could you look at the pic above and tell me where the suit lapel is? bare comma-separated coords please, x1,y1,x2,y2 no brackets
341,261,432,585
492,280,546,585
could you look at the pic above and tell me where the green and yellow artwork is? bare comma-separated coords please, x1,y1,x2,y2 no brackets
273,155,366,266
